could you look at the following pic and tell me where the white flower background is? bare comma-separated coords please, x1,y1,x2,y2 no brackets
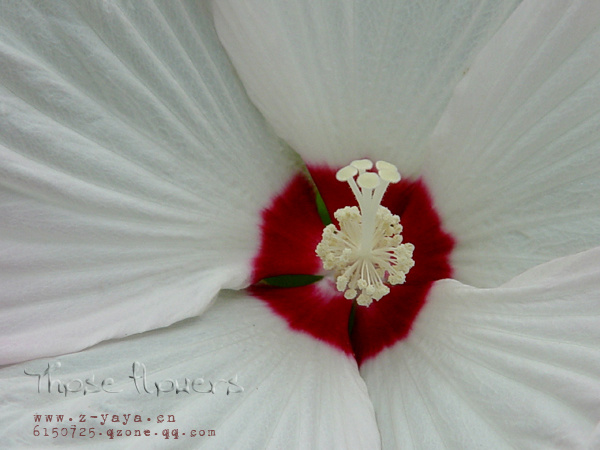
1,0,599,448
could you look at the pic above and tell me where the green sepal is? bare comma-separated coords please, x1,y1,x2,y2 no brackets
259,274,324,288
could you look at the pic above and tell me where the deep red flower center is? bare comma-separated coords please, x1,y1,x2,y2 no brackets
249,165,454,365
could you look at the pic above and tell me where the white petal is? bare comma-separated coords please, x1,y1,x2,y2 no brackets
589,422,600,449
0,291,380,449
424,0,600,286
213,0,520,174
362,247,600,449
0,1,299,364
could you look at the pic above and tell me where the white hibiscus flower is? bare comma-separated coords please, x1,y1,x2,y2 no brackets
1,0,599,448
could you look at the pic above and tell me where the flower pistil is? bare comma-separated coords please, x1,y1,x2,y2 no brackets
316,159,415,306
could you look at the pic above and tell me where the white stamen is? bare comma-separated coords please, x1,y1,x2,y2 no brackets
357,172,380,189
351,159,374,172
316,159,415,307
336,165,358,181
375,160,396,171
378,168,401,183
